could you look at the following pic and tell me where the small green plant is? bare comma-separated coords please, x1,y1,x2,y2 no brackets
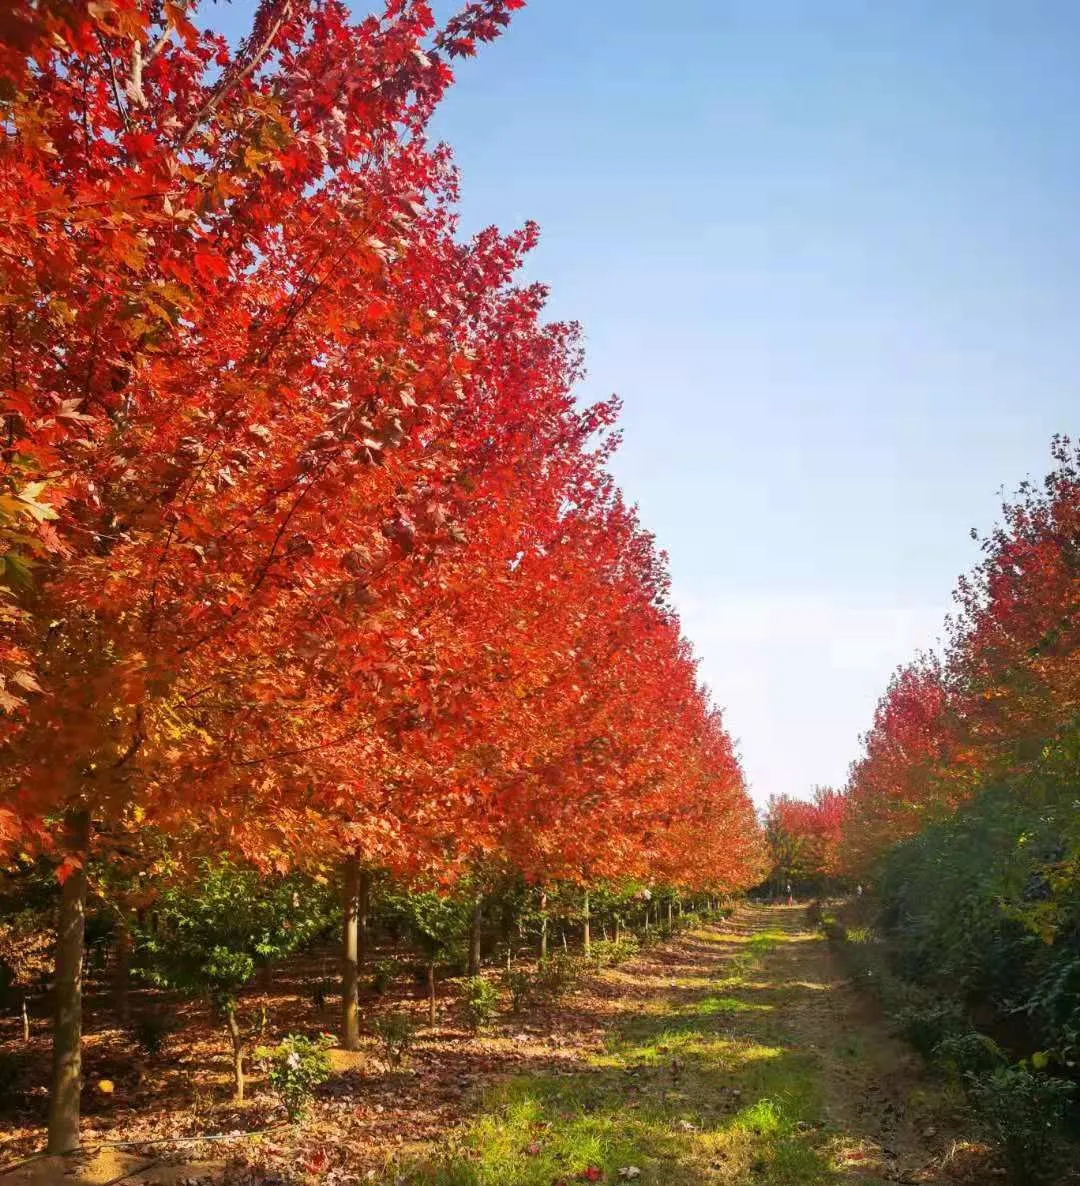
934,1030,1007,1075
257,1033,333,1122
461,975,500,1029
894,1001,967,1058
505,968,536,1013
132,1011,178,1057
535,953,581,1000
967,1064,1075,1182
589,936,639,968
747,931,782,956
727,952,754,979
370,958,400,995
373,1011,416,1069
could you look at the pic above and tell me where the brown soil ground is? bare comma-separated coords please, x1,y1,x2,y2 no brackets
0,905,1042,1185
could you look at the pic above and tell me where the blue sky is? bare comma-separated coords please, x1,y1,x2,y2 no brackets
218,2,1079,806
426,0,1080,806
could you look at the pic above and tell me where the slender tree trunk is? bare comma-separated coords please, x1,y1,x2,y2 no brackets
342,856,361,1051
643,904,650,933
561,929,568,953
501,899,514,971
467,895,482,976
614,915,622,943
225,1006,245,1102
47,808,90,1155
538,890,548,962
582,891,591,956
667,900,673,929
21,997,30,1044
114,913,131,1026
358,867,370,967
427,961,436,1027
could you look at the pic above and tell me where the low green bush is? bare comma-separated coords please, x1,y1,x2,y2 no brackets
256,1033,333,1122
461,976,500,1029
893,1001,967,1059
504,968,536,1012
589,936,639,968
369,958,400,995
535,953,582,1000
933,1030,1007,1076
373,1011,416,1069
966,1064,1075,1183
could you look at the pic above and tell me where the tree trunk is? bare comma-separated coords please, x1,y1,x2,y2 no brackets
538,890,548,962
614,915,622,944
501,900,514,970
114,913,131,1026
427,961,436,1027
21,997,30,1044
666,900,673,928
47,808,90,1155
226,1006,244,1102
467,895,482,976
358,868,370,967
342,856,361,1051
582,890,591,956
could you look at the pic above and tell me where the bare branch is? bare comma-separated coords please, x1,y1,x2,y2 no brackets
178,0,294,148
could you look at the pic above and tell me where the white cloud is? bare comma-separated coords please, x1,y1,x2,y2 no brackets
673,590,949,807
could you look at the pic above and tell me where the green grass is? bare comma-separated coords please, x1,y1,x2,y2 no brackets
398,925,833,1186
746,930,786,957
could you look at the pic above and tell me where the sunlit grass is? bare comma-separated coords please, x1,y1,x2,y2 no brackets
399,921,837,1186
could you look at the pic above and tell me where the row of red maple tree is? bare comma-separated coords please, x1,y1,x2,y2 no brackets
763,436,1078,885
0,0,764,1155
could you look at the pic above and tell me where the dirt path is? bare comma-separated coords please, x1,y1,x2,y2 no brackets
707,905,978,1184
1,906,982,1186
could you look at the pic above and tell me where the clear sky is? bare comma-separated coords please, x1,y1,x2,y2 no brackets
218,2,1080,807
425,0,1080,807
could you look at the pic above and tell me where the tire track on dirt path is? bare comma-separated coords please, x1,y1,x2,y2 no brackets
718,904,981,1185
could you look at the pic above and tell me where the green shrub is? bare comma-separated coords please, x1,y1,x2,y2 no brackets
967,1065,1075,1183
257,1033,333,1122
132,1011,179,1057
535,953,582,1000
505,968,536,1013
934,1030,1007,1075
1025,949,1080,1067
894,1001,967,1058
370,958,400,995
461,976,499,1029
373,1011,415,1069
589,936,639,968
